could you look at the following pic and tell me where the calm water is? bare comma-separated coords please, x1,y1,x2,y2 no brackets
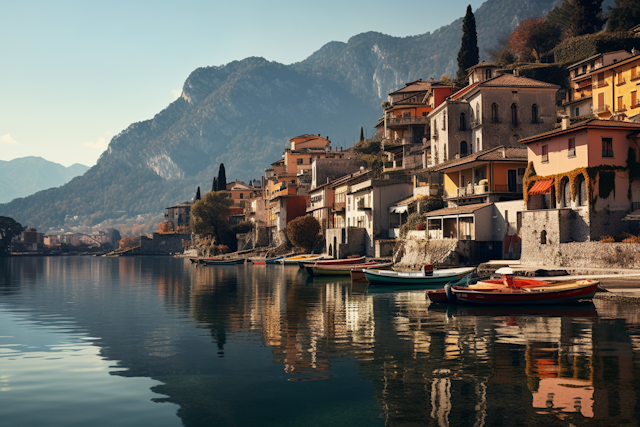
2,258,640,426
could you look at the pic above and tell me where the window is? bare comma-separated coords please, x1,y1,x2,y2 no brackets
563,178,571,208
422,111,428,116
442,111,447,130
632,91,638,108
485,69,492,80
577,175,587,206
597,72,604,85
602,138,613,158
240,193,244,199
540,230,547,245
297,158,303,165
511,103,518,125
568,138,576,157
531,104,539,123
574,107,580,117
459,113,466,131
475,104,480,124
542,144,549,163
460,141,468,157
617,96,625,112
491,103,499,123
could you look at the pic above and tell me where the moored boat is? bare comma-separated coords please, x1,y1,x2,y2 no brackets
363,265,476,286
306,261,392,277
202,258,246,265
426,268,599,305
250,255,284,265
298,256,366,269
278,254,325,265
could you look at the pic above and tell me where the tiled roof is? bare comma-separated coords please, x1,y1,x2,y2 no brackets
433,146,528,171
480,74,559,88
520,119,640,144
389,80,435,95
390,195,415,207
425,203,492,217
466,61,496,71
450,83,478,100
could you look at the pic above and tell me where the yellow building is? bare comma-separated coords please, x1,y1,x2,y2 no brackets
589,52,640,121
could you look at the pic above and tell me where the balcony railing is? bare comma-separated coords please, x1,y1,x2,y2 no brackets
357,199,371,210
632,101,640,109
594,80,608,89
594,104,610,114
332,202,345,212
577,79,593,88
449,183,522,198
470,120,481,129
616,78,626,86
387,116,430,126
631,73,640,82
615,104,627,113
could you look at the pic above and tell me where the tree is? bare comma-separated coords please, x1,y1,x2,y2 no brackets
119,237,139,250
0,216,23,255
212,176,218,192
457,5,479,81
158,221,175,233
569,0,605,37
217,163,227,191
439,75,455,85
190,191,233,240
508,17,561,62
359,126,365,142
607,0,640,32
195,186,201,201
287,215,320,251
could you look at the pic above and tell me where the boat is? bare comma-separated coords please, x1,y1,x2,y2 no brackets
298,256,366,268
190,257,223,264
363,265,476,286
306,261,393,277
202,258,246,265
249,255,284,265
278,254,325,265
426,268,599,305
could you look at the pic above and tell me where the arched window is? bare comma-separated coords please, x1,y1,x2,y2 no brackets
460,141,468,157
491,103,499,123
460,113,467,131
540,230,547,245
532,104,539,123
576,175,587,206
476,104,480,124
511,103,518,125
563,177,571,208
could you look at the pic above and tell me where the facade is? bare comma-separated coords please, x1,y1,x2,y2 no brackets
563,50,633,118
589,52,640,121
427,73,559,168
520,119,640,249
165,202,193,232
307,184,335,230
226,180,258,208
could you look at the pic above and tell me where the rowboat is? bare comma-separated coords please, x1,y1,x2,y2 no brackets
278,254,325,265
202,258,246,265
249,255,284,265
426,268,599,305
363,265,476,286
190,257,222,264
306,262,393,277
298,255,366,269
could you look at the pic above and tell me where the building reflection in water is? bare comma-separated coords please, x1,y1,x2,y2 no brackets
185,264,640,426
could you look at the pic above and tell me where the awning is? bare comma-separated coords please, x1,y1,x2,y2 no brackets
390,205,408,214
622,209,640,221
528,179,554,195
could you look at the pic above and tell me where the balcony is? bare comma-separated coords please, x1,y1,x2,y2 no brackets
449,183,522,199
615,104,627,113
387,116,430,126
577,79,593,89
616,77,626,87
631,73,640,82
332,202,345,212
594,104,610,114
357,199,372,210
470,120,481,129
594,80,608,89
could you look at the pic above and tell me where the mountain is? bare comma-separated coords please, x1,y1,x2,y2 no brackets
0,0,567,232
0,157,89,204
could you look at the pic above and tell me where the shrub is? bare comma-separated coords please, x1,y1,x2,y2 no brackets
553,33,639,65
599,235,615,243
287,215,321,251
119,237,139,250
400,212,425,238
231,220,253,234
415,223,426,231
417,196,445,213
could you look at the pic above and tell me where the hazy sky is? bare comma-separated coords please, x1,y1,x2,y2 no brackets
0,0,484,167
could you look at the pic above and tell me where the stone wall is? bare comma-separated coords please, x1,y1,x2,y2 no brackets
521,241,640,269
325,227,365,258
374,239,396,258
140,233,191,255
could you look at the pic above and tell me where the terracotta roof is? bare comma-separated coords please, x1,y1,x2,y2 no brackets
466,61,496,71
520,119,640,144
433,146,528,171
479,74,559,88
450,83,478,100
425,203,492,217
389,79,435,95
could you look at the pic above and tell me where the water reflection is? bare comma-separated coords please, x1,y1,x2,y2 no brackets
3,257,640,426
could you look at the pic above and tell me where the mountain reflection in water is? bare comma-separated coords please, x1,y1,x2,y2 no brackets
1,257,640,427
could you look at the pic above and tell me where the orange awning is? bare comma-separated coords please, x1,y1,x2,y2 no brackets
528,179,554,195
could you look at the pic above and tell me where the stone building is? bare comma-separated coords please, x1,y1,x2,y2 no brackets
426,69,559,168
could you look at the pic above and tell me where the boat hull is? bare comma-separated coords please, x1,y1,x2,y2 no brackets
452,282,598,305
364,267,476,286
202,258,246,265
307,262,391,277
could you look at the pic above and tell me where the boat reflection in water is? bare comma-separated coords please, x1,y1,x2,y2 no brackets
2,257,640,427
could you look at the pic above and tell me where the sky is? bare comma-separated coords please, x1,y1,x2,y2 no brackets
0,0,484,167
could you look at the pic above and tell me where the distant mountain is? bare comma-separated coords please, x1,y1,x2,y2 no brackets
0,0,569,231
0,157,89,203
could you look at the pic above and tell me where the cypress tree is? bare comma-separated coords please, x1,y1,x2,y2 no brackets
570,0,605,36
359,126,365,142
212,177,218,192
195,186,201,201
217,163,227,191
456,5,479,82
606,0,640,32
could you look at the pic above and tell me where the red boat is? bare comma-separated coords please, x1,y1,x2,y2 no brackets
427,268,599,305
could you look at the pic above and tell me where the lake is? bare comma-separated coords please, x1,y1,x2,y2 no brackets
1,256,640,426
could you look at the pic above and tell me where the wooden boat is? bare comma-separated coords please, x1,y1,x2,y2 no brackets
249,255,284,265
306,262,393,277
278,254,325,265
298,256,366,269
363,265,476,286
426,268,599,305
190,257,223,264
202,258,246,265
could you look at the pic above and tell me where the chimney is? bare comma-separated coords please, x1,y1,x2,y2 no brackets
513,69,518,77
502,147,507,158
562,116,570,130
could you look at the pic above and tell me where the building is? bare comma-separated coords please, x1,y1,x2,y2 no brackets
563,50,632,118
165,202,193,232
520,118,640,253
427,69,559,168
589,51,640,121
226,180,258,208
